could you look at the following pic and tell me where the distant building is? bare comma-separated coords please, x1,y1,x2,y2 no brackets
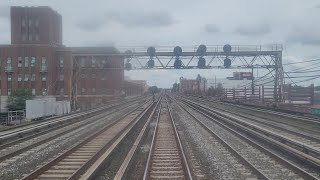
227,72,253,80
0,6,124,111
179,74,207,95
124,76,148,96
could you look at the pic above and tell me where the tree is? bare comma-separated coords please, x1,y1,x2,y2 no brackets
207,83,224,97
7,89,33,111
172,83,179,92
315,86,320,91
149,86,160,93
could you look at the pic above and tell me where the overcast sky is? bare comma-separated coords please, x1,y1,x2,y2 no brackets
0,0,320,87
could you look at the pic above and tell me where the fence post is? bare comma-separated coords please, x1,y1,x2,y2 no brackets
233,88,235,100
288,84,292,103
262,85,264,103
259,86,261,101
244,87,247,101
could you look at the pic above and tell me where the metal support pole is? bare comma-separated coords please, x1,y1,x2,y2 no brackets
244,87,247,101
251,66,254,95
262,85,265,103
288,84,291,103
274,55,279,102
311,84,315,105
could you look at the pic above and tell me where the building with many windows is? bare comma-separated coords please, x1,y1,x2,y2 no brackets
0,6,124,112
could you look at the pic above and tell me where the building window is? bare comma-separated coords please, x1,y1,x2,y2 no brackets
60,88,64,96
24,74,29,81
25,57,29,67
31,57,36,67
28,34,32,41
92,74,96,78
31,74,36,81
102,59,107,64
59,74,64,81
18,74,22,81
91,58,96,67
81,88,86,93
81,74,86,78
8,89,12,96
35,19,39,27
41,57,47,71
28,19,33,27
41,57,47,65
7,74,12,81
22,34,26,42
41,88,47,96
42,74,47,81
22,19,26,27
59,57,64,67
92,88,96,93
7,57,12,65
35,34,39,41
32,88,36,96
18,57,23,67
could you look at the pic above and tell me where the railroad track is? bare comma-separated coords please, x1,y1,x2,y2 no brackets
21,101,154,180
171,95,320,179
179,97,320,159
0,96,146,145
0,98,147,166
143,98,192,180
188,94,320,123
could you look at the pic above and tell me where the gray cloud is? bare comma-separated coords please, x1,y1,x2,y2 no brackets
315,5,320,8
286,25,320,46
76,18,107,31
204,24,220,33
0,6,10,19
235,24,271,36
76,10,176,31
107,11,176,28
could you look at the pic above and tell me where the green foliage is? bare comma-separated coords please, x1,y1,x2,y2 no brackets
149,86,160,93
207,83,224,97
7,89,33,111
172,83,179,92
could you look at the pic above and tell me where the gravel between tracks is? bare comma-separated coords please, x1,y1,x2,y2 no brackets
171,102,242,179
180,101,306,179
0,103,140,180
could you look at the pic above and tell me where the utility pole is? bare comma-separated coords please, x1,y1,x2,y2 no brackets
251,66,254,95
215,75,216,89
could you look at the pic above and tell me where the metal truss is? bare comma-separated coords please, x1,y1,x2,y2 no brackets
120,44,284,102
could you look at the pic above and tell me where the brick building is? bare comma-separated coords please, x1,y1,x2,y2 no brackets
124,77,148,96
179,74,207,95
0,6,124,111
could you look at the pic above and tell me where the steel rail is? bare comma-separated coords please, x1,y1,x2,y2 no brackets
183,95,320,147
113,97,162,180
169,95,269,180
181,97,320,160
0,96,146,143
0,99,145,163
175,96,319,179
166,97,193,179
143,97,193,180
21,101,152,180
187,94,320,123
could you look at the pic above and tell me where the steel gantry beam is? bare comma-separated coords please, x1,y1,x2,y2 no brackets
119,44,284,102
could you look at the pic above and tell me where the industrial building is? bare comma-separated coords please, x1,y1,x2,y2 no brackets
179,74,207,95
0,6,124,111
124,77,148,96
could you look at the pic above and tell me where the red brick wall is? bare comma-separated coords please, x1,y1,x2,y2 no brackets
0,45,71,96
11,6,62,45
